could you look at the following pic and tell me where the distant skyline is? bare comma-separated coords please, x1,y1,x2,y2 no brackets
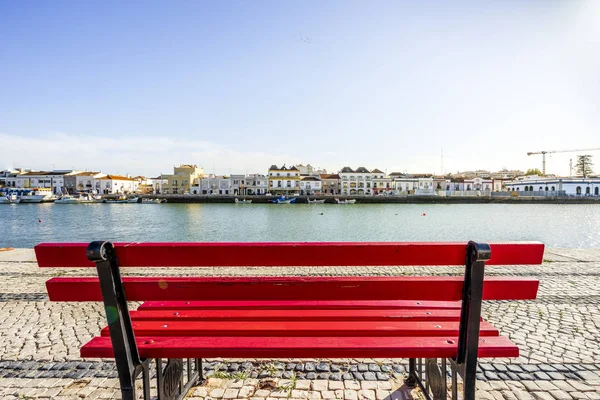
1,1,599,177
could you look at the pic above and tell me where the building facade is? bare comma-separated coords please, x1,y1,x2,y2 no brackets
339,167,373,196
8,171,72,194
505,176,600,196
268,165,300,195
320,174,340,195
299,176,322,195
161,164,204,194
95,175,138,194
245,174,268,195
64,172,101,194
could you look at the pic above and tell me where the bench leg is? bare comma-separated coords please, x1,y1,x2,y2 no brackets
456,241,489,400
155,358,202,400
405,359,418,387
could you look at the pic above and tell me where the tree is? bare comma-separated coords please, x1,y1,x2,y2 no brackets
575,155,594,178
525,168,542,176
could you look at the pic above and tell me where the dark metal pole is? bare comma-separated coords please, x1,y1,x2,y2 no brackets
456,241,490,400
88,241,142,400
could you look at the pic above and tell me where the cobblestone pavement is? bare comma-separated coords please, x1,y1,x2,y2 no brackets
0,248,599,399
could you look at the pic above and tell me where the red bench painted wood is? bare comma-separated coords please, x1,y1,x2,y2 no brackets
35,241,545,268
81,335,519,359
100,320,501,337
46,276,540,302
137,300,463,310
129,308,466,322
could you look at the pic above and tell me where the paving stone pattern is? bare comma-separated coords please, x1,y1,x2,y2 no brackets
0,249,599,399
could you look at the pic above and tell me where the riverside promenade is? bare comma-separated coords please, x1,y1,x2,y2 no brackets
0,248,599,400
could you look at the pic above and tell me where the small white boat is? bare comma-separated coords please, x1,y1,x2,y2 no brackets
55,195,81,204
142,198,162,204
106,195,128,204
308,199,326,204
127,197,140,203
235,198,252,204
335,198,356,204
18,189,55,203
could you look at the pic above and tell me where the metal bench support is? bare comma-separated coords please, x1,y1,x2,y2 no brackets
405,241,490,400
88,241,203,400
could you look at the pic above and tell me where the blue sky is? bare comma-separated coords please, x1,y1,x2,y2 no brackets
1,1,599,177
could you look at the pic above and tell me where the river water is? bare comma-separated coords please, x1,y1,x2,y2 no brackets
1,203,599,248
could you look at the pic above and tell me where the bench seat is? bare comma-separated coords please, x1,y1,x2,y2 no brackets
82,335,519,359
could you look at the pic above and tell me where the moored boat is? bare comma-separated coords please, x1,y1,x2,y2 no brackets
141,198,162,204
55,195,81,204
308,199,326,204
235,198,252,204
127,197,140,203
18,189,56,203
335,198,356,204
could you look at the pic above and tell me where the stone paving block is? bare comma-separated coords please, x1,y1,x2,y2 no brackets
312,381,329,391
344,390,358,400
358,389,375,400
329,381,344,390
291,390,309,399
345,381,361,390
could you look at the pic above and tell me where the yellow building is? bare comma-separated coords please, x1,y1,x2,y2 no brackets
160,164,204,194
268,165,300,195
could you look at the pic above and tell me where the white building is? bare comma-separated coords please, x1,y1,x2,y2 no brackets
96,175,138,194
245,174,268,195
505,176,600,196
299,176,322,195
229,174,246,196
393,177,419,194
6,170,72,194
193,175,232,195
339,167,373,196
371,169,393,195
463,177,493,192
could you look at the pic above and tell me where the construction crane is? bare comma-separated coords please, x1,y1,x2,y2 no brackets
527,148,600,176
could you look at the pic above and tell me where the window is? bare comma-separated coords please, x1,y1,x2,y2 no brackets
539,187,543,191
529,186,533,191
576,186,582,195
172,180,178,185
586,187,590,195
551,186,555,191
595,187,599,196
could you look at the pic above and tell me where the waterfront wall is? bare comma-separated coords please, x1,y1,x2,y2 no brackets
122,194,600,204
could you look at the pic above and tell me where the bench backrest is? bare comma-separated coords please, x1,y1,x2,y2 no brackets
36,241,544,302
35,241,544,267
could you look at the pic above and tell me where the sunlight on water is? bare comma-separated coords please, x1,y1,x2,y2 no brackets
1,203,599,248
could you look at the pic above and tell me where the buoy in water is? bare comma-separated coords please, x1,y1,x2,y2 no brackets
38,219,42,223
422,213,426,216
319,212,324,215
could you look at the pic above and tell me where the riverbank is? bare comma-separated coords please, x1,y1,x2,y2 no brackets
125,194,600,204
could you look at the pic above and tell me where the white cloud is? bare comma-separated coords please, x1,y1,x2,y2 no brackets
0,132,298,177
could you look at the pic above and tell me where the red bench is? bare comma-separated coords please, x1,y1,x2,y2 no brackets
35,241,544,400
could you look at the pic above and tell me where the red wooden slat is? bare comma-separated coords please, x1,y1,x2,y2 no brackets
46,276,539,302
35,241,545,268
138,300,462,310
81,335,519,359
130,309,465,321
100,320,499,337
